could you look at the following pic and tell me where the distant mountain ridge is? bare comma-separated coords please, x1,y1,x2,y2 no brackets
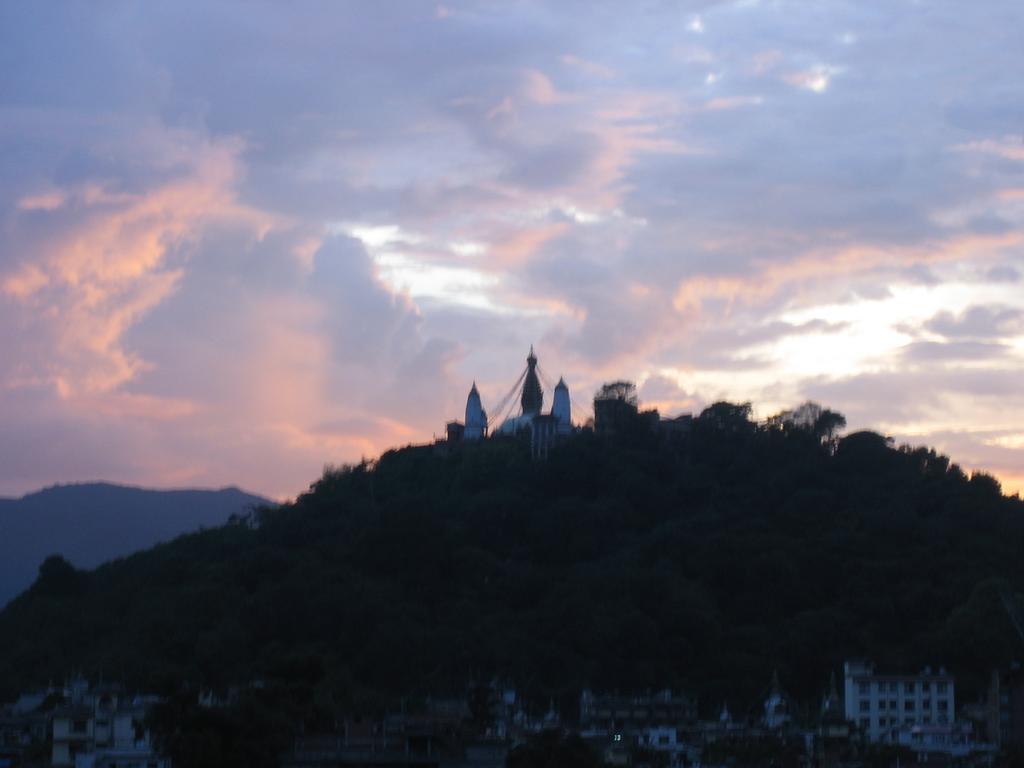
0,482,272,607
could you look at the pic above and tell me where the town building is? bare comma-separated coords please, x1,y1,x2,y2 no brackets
51,681,169,768
579,688,695,740
51,705,93,767
987,664,1024,750
763,671,792,731
811,674,853,768
842,660,955,744
0,688,52,766
891,722,983,761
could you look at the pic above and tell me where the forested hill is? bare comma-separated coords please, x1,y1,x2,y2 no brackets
2,402,1023,717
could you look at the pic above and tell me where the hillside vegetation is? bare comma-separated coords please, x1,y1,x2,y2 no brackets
1,403,1022,721
0,483,269,607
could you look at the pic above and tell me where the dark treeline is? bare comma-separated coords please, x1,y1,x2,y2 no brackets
1,401,1023,743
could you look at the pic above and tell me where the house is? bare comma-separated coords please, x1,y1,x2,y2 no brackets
0,691,51,764
843,660,955,744
763,671,792,731
892,722,993,762
580,688,696,735
52,707,93,767
51,682,169,768
987,664,1024,750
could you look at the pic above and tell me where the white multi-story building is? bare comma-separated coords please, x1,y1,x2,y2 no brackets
51,681,170,768
843,660,955,743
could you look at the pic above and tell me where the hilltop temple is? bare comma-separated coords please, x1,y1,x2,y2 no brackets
446,347,572,456
444,346,694,456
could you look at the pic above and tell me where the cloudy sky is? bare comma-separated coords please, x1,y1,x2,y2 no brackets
2,0,1023,500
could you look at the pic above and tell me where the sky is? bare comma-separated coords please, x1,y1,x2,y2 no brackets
1,0,1023,500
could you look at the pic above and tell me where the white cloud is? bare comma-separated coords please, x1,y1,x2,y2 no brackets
784,64,842,93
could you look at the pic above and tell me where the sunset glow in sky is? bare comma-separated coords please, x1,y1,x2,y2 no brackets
2,1,1023,499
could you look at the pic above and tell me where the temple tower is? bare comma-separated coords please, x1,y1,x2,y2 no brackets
520,346,543,416
465,382,487,440
552,377,571,434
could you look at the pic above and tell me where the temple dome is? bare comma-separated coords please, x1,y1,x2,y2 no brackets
497,412,535,436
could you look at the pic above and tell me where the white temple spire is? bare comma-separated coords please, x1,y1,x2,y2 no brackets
465,381,487,440
552,376,571,434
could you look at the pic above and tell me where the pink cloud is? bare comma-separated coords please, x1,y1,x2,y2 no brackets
521,69,571,105
489,222,572,267
952,137,1024,162
673,230,1024,316
2,129,276,399
560,54,616,79
750,49,783,75
16,190,67,212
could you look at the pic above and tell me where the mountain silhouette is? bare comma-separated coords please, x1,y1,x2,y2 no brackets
0,482,271,607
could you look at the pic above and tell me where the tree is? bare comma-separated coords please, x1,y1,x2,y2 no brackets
812,408,846,452
594,381,638,406
768,401,846,451
34,555,86,598
697,401,754,433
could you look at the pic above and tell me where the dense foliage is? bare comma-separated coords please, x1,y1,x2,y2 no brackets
1,401,1023,728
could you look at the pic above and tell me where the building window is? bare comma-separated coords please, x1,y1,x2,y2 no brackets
937,682,948,694
860,700,870,712
905,700,915,711
859,682,870,695
904,682,916,695
937,700,948,712
860,718,870,730
889,700,898,710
